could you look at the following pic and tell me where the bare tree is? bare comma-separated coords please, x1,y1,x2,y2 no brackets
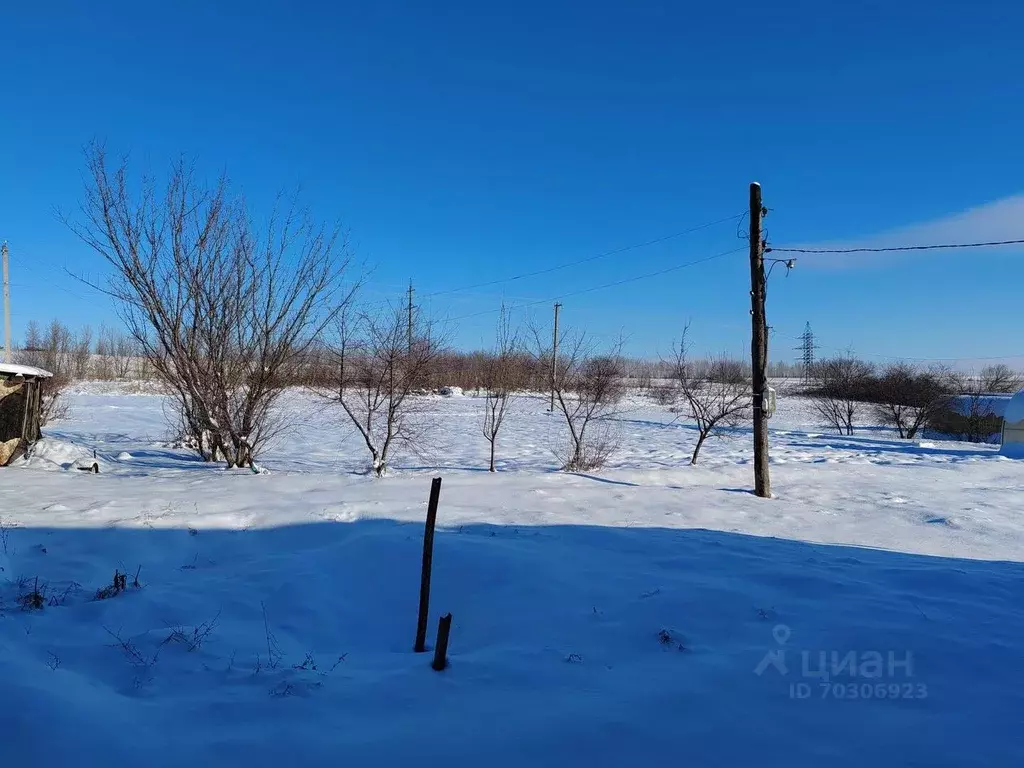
322,304,439,476
980,364,1023,394
112,334,137,379
670,327,751,465
868,362,955,440
67,142,356,467
627,359,655,393
96,325,137,380
42,320,73,375
23,321,43,352
72,326,93,379
543,327,625,472
94,325,114,380
808,355,875,435
16,320,76,424
481,308,519,472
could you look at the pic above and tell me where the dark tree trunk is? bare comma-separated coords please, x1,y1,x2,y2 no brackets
690,432,708,465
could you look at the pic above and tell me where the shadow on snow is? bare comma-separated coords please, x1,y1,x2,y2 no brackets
1,515,1021,766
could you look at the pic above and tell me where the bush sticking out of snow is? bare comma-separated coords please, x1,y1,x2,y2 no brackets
16,576,47,610
95,567,141,600
95,569,129,600
161,613,220,652
439,386,464,397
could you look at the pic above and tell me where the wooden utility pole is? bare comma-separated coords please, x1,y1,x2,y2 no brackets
407,280,415,355
2,242,10,364
431,613,452,671
748,183,770,498
414,477,443,653
549,302,561,411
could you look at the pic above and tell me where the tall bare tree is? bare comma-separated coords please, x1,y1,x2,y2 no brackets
808,355,875,435
539,325,625,472
72,326,93,379
67,142,356,467
670,327,751,465
17,320,79,424
980,364,1023,394
868,362,955,440
96,324,138,380
481,308,519,472
322,304,439,476
23,321,43,352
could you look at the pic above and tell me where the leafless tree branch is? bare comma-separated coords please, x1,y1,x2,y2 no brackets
64,142,358,467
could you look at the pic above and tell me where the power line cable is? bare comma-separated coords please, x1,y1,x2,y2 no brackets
769,238,1024,254
806,339,1023,363
448,245,746,322
425,212,744,298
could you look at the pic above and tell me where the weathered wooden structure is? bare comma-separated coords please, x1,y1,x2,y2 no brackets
0,363,52,466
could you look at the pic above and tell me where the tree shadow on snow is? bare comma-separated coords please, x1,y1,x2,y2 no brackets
611,416,751,440
784,434,998,459
567,473,640,487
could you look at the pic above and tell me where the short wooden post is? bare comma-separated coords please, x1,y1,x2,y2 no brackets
431,613,452,671
414,477,442,653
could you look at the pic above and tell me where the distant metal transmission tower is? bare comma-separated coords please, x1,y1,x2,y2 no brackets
796,322,817,382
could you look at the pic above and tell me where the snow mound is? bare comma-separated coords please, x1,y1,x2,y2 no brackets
18,439,105,473
116,452,133,460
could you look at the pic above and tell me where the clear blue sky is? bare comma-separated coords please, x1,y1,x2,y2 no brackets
3,1,1022,364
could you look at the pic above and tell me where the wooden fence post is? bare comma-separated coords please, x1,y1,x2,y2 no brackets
414,477,442,652
431,613,453,671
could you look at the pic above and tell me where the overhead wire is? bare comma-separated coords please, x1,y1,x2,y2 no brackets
424,212,744,298
447,245,746,322
769,238,1024,254
804,339,1023,363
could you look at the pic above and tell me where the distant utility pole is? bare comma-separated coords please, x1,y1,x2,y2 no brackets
407,280,415,355
2,242,10,364
748,183,770,498
549,302,561,411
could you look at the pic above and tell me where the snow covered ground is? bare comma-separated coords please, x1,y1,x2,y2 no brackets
1,383,1022,766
